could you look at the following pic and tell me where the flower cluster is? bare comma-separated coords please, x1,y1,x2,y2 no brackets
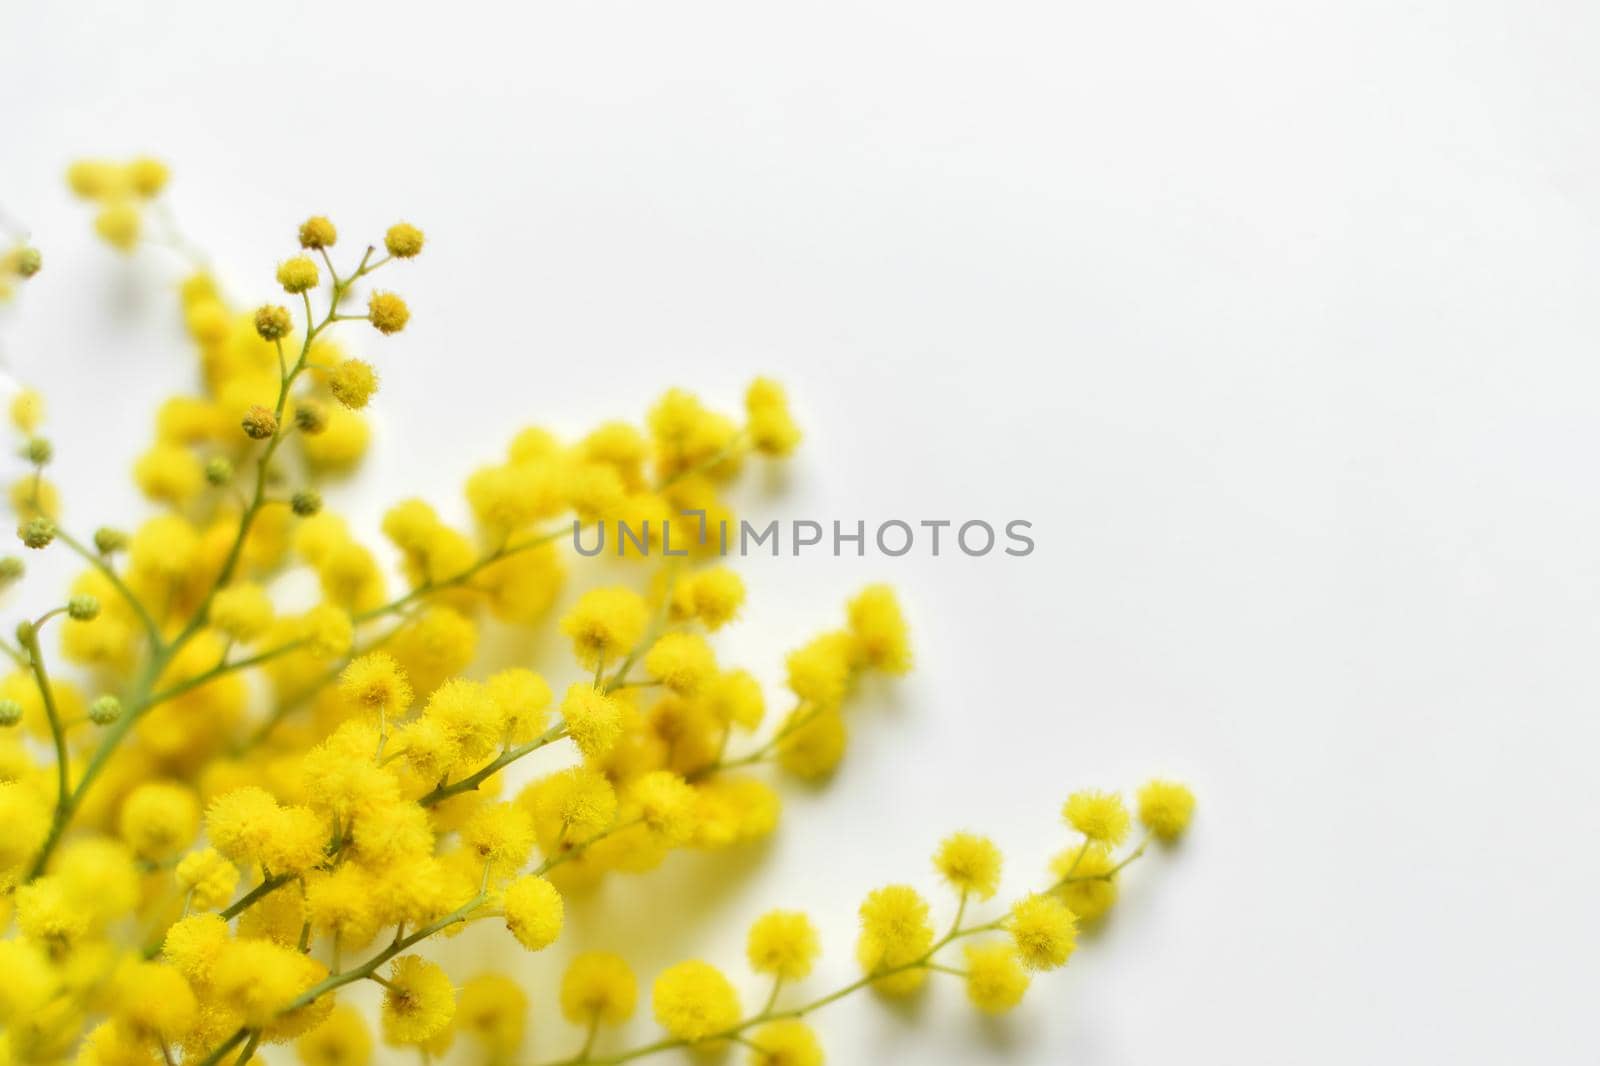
0,160,1195,1065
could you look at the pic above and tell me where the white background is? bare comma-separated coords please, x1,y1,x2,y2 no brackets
4,2,1599,1063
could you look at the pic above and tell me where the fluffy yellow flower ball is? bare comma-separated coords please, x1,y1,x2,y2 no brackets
559,683,624,760
503,875,564,950
561,951,638,1026
174,847,239,909
746,1019,823,1066
118,780,199,861
384,222,425,258
381,955,455,1045
329,359,379,410
1137,779,1196,842
338,652,413,720
560,586,649,668
368,291,410,334
457,973,527,1058
746,910,820,980
1052,843,1119,922
1062,789,1131,846
933,832,1003,900
277,255,320,294
296,1004,373,1066
1007,893,1077,971
652,960,740,1043
963,943,1030,1013
856,884,934,995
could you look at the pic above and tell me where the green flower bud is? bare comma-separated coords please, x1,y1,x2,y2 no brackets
293,403,327,435
88,695,122,725
22,438,51,465
290,490,322,517
17,517,53,550
0,557,23,583
67,594,100,621
93,527,128,554
15,247,41,278
205,456,234,486
0,699,22,727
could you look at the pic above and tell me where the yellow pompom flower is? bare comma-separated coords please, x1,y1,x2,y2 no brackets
1062,789,1131,846
644,631,717,695
297,1004,374,1066
133,443,204,504
95,202,141,251
523,765,618,843
745,377,802,457
463,802,536,875
676,566,745,629
963,943,1030,1013
204,785,281,863
118,780,199,861
385,222,425,258
114,961,197,1044
67,158,121,199
933,832,1002,900
210,582,274,642
174,846,239,909
10,389,45,433
301,603,354,659
486,667,551,745
745,1020,823,1066
560,586,649,668
1052,843,1119,922
277,255,320,294
338,652,414,720
746,910,820,980
652,960,740,1043
162,912,230,984
1007,893,1077,971
561,951,637,1026
627,770,697,843
299,215,338,250
368,291,410,334
503,875,564,950
775,707,846,779
846,584,912,674
560,683,624,760
127,156,169,197
856,884,934,996
16,876,90,952
457,973,527,1058
213,938,328,1030
329,359,379,409
1136,779,1196,842
784,632,854,709
381,955,456,1045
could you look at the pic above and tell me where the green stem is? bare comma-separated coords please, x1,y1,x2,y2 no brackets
417,724,569,807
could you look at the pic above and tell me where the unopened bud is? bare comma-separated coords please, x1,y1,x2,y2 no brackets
242,406,278,440
293,403,327,435
254,304,292,341
88,695,122,725
93,527,128,554
0,699,21,727
18,517,54,549
205,456,234,485
290,490,322,517
67,594,100,621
